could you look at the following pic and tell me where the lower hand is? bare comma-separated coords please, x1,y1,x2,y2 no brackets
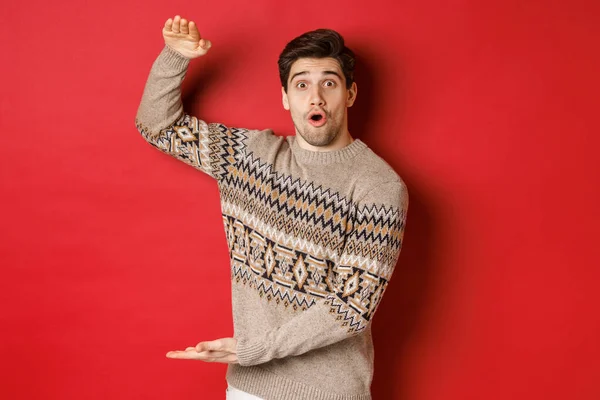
166,337,238,364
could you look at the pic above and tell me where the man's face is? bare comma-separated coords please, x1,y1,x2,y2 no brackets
282,57,357,149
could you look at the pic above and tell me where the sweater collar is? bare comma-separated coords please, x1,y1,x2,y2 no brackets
288,136,367,165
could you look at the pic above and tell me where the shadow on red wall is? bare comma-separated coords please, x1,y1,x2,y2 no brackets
351,48,439,400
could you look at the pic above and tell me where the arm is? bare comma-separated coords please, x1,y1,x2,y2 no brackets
167,181,408,364
234,180,409,365
136,15,210,136
135,16,247,180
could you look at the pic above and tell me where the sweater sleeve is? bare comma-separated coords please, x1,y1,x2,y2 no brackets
235,180,409,365
135,45,248,181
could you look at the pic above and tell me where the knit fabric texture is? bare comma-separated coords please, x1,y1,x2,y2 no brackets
135,45,409,400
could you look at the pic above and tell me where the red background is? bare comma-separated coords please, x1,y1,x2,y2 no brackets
1,0,599,399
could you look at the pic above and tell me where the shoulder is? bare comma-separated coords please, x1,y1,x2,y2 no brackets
204,124,286,156
352,144,408,209
243,128,285,148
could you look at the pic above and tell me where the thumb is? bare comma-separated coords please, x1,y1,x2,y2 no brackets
196,340,219,352
200,38,212,50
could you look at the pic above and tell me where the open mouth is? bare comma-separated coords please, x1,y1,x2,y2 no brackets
308,111,327,127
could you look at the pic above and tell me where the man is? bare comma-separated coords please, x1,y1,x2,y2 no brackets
136,15,408,400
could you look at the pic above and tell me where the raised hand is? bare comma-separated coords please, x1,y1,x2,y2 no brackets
163,15,212,59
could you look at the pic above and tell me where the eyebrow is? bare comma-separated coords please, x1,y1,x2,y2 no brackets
289,70,343,83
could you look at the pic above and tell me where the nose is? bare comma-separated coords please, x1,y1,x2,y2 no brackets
309,86,325,107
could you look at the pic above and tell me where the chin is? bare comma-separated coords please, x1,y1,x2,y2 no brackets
294,121,340,147
302,133,337,147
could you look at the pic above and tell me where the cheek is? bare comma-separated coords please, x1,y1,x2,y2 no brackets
329,98,347,116
288,100,305,115
327,92,346,107
287,104,303,122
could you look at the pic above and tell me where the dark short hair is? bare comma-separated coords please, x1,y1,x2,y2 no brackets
278,29,356,92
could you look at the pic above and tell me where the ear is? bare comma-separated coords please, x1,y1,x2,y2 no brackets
281,87,290,110
346,82,357,107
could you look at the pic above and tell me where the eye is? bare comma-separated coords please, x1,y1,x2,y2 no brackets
296,82,307,89
324,80,336,88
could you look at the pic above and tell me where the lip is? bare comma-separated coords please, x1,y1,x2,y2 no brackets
307,109,328,127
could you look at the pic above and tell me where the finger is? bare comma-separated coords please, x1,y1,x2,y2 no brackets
185,347,196,351
166,349,201,359
195,351,234,363
180,18,189,34
203,353,238,364
164,18,173,31
166,349,229,360
196,342,207,352
199,338,236,352
166,350,184,359
172,15,181,33
199,39,212,50
196,351,231,362
188,21,201,40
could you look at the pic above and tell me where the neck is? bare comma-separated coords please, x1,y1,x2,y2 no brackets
290,136,366,165
295,129,354,152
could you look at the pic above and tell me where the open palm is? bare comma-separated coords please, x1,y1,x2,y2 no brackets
163,15,212,59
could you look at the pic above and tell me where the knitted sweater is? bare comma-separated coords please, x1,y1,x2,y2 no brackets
135,45,409,400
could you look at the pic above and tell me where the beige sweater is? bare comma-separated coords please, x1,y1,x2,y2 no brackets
136,45,409,400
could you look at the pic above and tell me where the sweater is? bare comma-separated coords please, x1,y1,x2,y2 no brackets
135,45,409,400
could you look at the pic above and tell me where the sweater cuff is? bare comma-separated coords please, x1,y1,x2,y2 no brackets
158,44,191,70
236,337,267,366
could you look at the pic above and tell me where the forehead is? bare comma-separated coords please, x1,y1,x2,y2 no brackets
289,57,344,79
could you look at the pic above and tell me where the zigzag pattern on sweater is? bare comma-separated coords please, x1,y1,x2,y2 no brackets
218,152,405,277
221,152,353,238
225,214,390,333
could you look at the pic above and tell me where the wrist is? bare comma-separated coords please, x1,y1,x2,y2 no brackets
160,44,192,68
236,337,267,366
